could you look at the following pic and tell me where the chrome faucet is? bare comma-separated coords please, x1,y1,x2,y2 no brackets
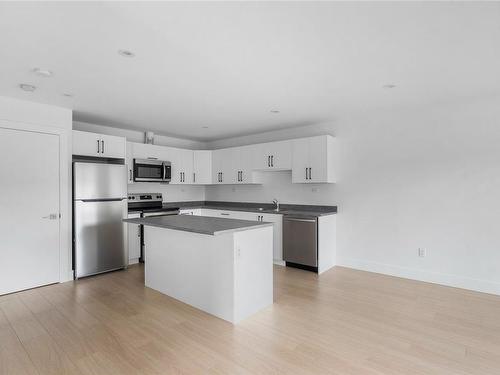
272,198,279,211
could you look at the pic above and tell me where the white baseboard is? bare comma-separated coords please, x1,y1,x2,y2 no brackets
273,259,285,266
128,258,139,265
337,257,500,296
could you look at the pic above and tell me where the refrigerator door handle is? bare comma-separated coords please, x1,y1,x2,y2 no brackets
79,198,126,202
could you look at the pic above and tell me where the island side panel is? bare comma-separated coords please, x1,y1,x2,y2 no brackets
144,226,236,322
318,214,336,274
233,226,274,323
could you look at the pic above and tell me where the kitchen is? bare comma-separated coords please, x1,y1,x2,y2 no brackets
71,128,337,322
1,2,500,374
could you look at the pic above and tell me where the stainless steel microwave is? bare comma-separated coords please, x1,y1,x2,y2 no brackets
133,159,171,182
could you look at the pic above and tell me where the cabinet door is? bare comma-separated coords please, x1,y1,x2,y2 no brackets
126,142,134,184
73,130,100,157
261,213,283,261
167,147,183,184
128,222,141,263
238,146,255,183
253,143,273,170
271,141,292,170
181,149,194,184
193,150,212,184
100,134,126,159
211,150,224,184
308,136,328,183
291,138,309,183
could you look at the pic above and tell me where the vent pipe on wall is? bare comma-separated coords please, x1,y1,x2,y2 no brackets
145,131,155,145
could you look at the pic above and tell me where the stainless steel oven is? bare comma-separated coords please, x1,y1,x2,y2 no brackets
133,159,171,182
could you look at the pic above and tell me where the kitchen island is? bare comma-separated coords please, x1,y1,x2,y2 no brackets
124,215,274,324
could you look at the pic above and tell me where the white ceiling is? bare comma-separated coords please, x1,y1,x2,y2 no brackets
1,2,499,141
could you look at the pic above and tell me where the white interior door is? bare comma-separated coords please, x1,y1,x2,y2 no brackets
0,127,60,295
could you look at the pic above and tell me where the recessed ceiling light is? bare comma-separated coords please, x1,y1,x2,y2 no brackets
32,68,52,77
118,49,135,58
383,84,397,89
19,83,36,92
270,110,280,113
62,93,74,98
202,126,209,129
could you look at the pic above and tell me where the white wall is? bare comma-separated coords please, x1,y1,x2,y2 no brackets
207,95,500,295
0,96,73,282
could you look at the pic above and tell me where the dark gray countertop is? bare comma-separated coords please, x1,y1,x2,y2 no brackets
160,201,337,217
124,215,273,236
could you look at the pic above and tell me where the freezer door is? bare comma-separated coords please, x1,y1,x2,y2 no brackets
74,162,127,200
74,199,128,278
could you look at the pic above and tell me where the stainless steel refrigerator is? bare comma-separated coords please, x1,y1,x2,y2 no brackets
73,162,128,278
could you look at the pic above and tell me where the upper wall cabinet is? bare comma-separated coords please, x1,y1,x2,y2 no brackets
168,148,193,185
212,148,233,184
292,135,336,183
254,140,292,171
73,130,126,159
193,150,212,185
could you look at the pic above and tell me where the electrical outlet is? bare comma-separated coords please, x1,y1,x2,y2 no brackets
418,248,426,257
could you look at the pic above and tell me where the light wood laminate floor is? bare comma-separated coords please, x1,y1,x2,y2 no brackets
1,264,500,374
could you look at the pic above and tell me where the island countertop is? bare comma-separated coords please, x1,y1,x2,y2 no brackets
124,215,273,236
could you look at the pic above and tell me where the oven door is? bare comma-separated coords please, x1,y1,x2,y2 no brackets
134,159,164,182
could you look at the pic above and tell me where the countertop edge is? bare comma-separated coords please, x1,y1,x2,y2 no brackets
123,218,273,236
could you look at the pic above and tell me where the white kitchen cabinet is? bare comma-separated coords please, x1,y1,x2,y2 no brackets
169,148,193,185
231,145,258,184
254,140,292,171
292,135,336,183
212,148,233,184
199,208,283,263
127,213,141,264
126,142,134,184
73,130,126,159
193,150,212,184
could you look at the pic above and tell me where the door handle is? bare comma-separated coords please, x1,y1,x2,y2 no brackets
101,140,104,154
42,213,58,220
97,140,100,153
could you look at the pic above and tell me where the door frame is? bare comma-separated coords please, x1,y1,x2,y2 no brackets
0,119,73,284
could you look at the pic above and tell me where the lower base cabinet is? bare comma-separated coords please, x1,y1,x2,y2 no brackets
128,213,141,264
199,209,283,263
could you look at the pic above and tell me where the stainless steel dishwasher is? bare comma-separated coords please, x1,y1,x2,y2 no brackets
283,215,318,272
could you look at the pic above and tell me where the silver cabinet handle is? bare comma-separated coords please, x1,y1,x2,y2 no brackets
309,167,312,180
220,213,230,216
42,213,58,220
268,155,270,167
271,155,274,167
193,172,196,183
305,168,308,180
285,217,316,223
101,140,104,154
240,171,243,182
137,225,141,237
97,140,100,153
129,169,132,181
